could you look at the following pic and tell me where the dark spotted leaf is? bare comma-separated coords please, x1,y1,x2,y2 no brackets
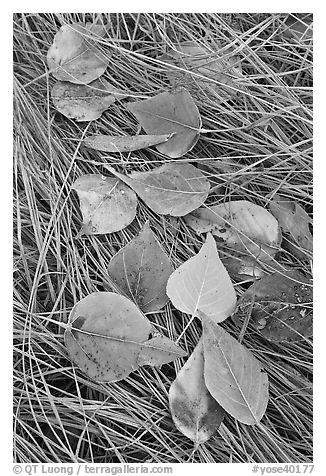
232,269,313,342
72,174,137,235
84,133,172,153
126,88,201,158
202,313,269,425
47,22,108,84
107,221,174,312
64,292,186,382
52,78,127,122
169,338,224,444
105,163,209,216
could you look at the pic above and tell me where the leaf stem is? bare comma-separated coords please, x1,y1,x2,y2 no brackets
200,125,248,134
175,314,197,344
37,317,69,330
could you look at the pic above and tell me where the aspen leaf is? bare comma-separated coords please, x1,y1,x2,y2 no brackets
64,292,186,382
166,233,237,323
126,88,201,158
72,174,137,235
52,78,127,122
169,338,224,444
47,22,108,84
105,163,209,216
137,334,186,367
269,194,313,260
160,41,243,100
84,133,172,153
184,201,281,263
107,221,174,312
233,269,313,343
202,314,269,425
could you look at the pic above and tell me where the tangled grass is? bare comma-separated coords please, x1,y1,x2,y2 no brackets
13,13,313,463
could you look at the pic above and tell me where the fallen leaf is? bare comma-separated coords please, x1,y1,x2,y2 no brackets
160,41,243,100
169,338,225,444
107,221,174,312
202,314,269,425
138,334,186,366
105,163,209,216
184,201,281,263
72,174,137,235
47,22,108,84
51,78,127,122
166,233,237,323
232,269,313,343
269,194,313,260
84,133,172,153
126,88,201,158
64,292,186,382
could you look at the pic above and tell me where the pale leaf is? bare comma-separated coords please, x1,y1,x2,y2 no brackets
184,201,281,263
52,78,127,122
202,314,269,425
72,174,137,235
47,22,108,84
166,233,237,323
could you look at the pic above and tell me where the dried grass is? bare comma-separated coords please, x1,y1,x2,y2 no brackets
13,13,312,463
